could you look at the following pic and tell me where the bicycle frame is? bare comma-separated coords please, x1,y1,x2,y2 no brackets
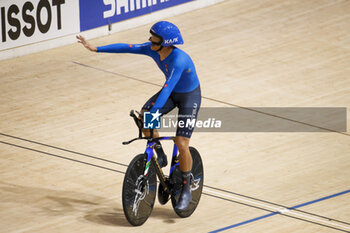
123,110,180,195
144,137,179,194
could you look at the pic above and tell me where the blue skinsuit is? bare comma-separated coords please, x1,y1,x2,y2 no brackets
97,42,200,113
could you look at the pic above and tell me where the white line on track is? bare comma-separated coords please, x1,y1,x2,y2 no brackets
204,188,350,231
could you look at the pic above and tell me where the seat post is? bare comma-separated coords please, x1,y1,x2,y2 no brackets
150,129,154,139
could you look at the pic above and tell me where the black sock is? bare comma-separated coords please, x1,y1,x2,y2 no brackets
182,171,192,188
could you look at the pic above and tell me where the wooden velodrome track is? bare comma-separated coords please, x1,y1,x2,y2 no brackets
1,0,350,232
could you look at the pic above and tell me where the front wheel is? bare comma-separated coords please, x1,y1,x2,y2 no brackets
122,154,157,226
171,147,204,218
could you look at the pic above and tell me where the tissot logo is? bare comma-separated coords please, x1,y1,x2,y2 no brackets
164,37,178,44
1,0,66,43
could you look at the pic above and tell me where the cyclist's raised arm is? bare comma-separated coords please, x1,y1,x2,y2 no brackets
76,35,97,52
76,35,152,56
96,42,152,56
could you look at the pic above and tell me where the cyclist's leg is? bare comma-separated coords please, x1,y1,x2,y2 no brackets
175,136,192,172
140,89,176,167
174,136,192,211
175,85,201,170
173,86,201,210
140,90,176,138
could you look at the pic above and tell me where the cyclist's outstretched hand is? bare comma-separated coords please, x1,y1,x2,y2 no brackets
76,35,97,52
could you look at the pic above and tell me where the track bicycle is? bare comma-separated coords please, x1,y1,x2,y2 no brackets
122,110,204,226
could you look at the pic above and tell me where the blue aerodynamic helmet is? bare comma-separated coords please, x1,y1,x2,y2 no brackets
150,21,184,47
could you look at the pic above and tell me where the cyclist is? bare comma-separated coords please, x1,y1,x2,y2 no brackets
77,21,201,211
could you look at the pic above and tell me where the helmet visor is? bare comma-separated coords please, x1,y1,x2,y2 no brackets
149,30,163,45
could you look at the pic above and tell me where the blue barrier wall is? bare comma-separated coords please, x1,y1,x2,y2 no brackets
79,0,193,31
